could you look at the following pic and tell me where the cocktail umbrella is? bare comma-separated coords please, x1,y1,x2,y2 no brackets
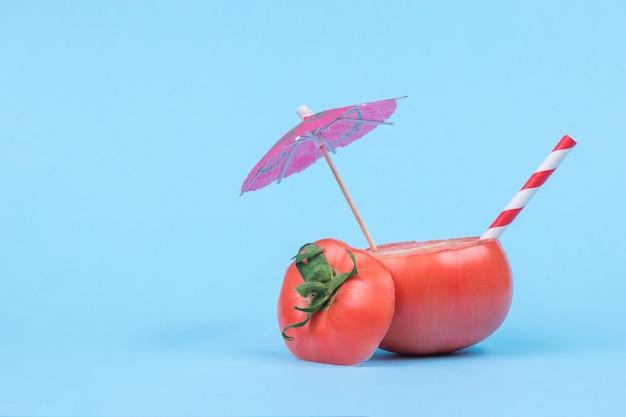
241,97,405,251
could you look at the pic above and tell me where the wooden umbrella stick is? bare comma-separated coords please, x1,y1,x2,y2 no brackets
320,146,378,252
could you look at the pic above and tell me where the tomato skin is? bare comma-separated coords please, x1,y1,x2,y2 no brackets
371,237,512,355
277,238,395,366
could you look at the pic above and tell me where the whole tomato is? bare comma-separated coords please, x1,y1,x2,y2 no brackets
371,237,512,355
277,238,395,366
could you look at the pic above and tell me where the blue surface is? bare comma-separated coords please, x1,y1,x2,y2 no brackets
1,1,624,416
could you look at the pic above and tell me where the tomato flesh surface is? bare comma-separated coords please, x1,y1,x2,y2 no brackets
277,238,395,366
371,237,513,355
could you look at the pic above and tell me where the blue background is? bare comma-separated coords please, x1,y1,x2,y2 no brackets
1,1,624,416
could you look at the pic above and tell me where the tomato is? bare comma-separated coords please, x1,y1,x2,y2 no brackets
277,238,395,366
370,237,512,355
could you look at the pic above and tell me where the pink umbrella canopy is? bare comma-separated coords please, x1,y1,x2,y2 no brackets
241,97,405,251
241,97,403,194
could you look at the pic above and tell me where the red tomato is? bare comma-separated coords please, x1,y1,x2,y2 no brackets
371,237,512,355
277,238,395,366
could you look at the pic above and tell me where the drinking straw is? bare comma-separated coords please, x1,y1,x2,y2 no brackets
480,135,577,240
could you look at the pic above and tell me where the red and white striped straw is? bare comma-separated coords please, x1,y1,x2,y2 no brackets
480,135,577,240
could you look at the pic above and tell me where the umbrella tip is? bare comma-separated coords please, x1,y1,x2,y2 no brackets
296,105,314,121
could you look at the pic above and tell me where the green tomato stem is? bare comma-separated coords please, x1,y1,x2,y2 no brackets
281,243,358,341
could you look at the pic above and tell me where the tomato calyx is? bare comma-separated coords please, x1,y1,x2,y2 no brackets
281,242,358,341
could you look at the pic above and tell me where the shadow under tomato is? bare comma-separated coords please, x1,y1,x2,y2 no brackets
363,346,487,367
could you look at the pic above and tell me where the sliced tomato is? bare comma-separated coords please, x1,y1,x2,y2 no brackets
371,237,513,355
